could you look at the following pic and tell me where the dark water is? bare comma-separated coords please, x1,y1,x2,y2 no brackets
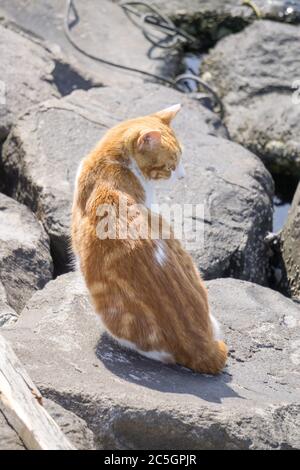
272,174,299,232
273,196,291,232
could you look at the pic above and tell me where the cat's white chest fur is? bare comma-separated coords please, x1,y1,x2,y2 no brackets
129,158,185,209
129,158,155,208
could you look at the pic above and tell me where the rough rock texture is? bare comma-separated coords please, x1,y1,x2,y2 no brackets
0,397,95,450
3,272,300,450
147,0,254,49
146,0,300,50
148,0,251,16
2,84,273,283
0,411,25,450
281,183,300,297
0,0,181,88
202,20,300,176
0,193,52,313
0,20,96,143
43,399,96,450
0,281,17,327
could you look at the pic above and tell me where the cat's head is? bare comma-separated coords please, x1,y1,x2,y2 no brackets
127,104,184,182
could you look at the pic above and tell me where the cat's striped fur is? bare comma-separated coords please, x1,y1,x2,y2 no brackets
71,105,228,374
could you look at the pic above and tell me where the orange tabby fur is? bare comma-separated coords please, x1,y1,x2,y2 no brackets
71,105,228,374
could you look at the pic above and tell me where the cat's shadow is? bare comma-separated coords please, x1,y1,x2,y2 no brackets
96,333,242,404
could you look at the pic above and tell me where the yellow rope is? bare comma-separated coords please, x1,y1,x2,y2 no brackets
242,0,263,18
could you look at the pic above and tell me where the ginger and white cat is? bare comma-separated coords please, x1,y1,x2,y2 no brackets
71,104,227,374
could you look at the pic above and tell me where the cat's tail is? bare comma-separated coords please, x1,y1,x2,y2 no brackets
192,340,228,375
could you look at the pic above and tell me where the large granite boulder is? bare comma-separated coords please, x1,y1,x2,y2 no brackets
0,19,96,143
2,83,273,283
281,183,300,298
3,272,300,449
202,20,300,176
0,193,52,314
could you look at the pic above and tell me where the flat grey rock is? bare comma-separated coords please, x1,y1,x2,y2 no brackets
148,0,300,20
0,20,96,142
202,20,300,175
281,183,300,297
148,0,247,15
0,193,52,314
2,84,272,283
3,272,300,449
0,0,181,89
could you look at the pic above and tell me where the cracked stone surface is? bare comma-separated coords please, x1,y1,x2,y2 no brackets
2,84,273,283
0,411,25,450
0,19,97,143
281,183,300,298
201,20,300,176
3,272,300,449
0,193,52,315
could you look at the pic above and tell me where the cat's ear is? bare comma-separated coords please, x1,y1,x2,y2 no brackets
155,104,181,125
137,130,161,151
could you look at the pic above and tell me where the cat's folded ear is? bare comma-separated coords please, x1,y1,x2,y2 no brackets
137,130,161,151
154,104,181,125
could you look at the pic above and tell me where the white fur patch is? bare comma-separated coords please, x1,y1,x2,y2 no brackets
174,160,185,180
161,103,181,115
115,337,174,364
210,314,222,340
129,157,185,208
74,254,81,271
140,349,174,363
129,158,154,208
155,240,167,267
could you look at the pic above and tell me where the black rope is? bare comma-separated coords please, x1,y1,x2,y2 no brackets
174,74,224,118
120,1,197,49
64,0,177,87
63,0,224,118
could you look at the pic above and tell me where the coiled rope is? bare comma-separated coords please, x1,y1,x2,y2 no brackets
120,1,197,49
64,0,224,118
